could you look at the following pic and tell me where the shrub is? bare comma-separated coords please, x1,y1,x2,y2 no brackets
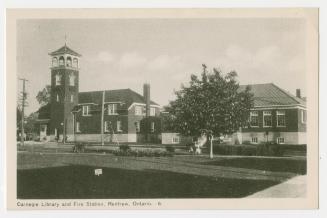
165,145,175,153
119,144,131,152
113,148,173,157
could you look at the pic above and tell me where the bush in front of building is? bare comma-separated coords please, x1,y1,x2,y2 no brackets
113,148,173,157
212,143,287,157
165,145,175,153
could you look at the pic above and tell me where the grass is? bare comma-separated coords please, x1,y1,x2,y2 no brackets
17,165,279,199
201,157,306,174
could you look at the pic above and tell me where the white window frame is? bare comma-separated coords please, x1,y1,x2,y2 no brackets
150,107,156,116
82,105,90,116
263,111,272,127
277,137,285,144
276,110,286,127
135,121,140,132
150,122,155,133
135,106,143,116
250,111,259,127
76,122,80,133
301,110,307,124
251,137,258,144
172,136,180,144
70,94,74,103
104,121,109,132
56,94,60,102
55,74,61,86
108,104,118,115
117,120,122,132
69,74,75,86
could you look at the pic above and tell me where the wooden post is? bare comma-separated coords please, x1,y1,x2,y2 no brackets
101,90,105,146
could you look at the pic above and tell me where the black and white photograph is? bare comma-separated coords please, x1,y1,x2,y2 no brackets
6,8,319,209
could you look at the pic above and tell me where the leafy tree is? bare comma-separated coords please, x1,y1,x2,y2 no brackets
36,85,51,106
166,64,253,138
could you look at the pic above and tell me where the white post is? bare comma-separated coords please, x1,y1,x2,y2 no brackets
210,134,213,159
101,90,105,146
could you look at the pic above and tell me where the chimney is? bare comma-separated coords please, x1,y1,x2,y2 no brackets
296,89,301,98
143,83,150,117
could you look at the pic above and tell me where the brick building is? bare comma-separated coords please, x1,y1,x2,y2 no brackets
162,83,306,145
36,45,161,143
240,83,306,145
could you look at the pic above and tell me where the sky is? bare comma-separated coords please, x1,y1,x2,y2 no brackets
17,18,306,115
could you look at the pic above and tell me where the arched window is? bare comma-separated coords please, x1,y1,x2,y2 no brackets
66,56,72,67
52,57,58,67
59,56,65,66
73,58,78,68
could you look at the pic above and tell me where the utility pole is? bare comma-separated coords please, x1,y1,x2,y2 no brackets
100,90,105,146
19,78,28,146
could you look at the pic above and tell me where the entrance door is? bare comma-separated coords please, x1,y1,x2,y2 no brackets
40,124,47,140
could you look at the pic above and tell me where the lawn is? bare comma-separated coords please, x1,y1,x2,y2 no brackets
17,165,279,199
201,157,306,175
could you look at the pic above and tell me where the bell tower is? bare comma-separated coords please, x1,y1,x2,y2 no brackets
49,44,81,142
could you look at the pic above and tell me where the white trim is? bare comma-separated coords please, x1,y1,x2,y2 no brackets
78,103,98,106
252,104,306,110
128,102,161,110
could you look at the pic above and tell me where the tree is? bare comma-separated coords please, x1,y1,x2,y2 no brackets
166,64,254,139
36,85,51,106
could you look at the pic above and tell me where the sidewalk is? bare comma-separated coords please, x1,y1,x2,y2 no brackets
247,175,306,198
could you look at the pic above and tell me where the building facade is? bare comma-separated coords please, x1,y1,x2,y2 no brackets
162,83,306,145
240,83,306,145
36,45,161,143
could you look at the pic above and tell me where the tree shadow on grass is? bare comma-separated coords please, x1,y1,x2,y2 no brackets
201,158,306,175
17,165,280,199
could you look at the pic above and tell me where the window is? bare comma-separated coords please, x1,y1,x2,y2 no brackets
56,94,59,102
69,74,75,86
117,121,122,132
76,122,80,132
263,111,272,127
172,137,180,144
135,106,143,115
55,74,61,86
301,110,307,123
150,107,156,116
104,121,109,132
73,58,78,68
66,56,72,67
52,57,58,67
277,137,285,144
108,104,118,115
70,94,74,103
251,137,258,143
250,111,259,127
277,110,286,127
135,121,140,132
150,122,155,133
82,105,90,116
59,56,65,66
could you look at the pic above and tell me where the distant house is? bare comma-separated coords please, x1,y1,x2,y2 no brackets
162,83,306,145
36,45,161,143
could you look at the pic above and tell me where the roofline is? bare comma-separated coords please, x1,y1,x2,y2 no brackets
252,104,306,110
128,103,162,110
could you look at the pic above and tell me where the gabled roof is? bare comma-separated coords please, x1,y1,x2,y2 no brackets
49,44,81,57
78,88,159,108
37,103,51,120
239,83,306,107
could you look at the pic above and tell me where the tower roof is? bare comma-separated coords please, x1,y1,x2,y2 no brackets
49,44,81,57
